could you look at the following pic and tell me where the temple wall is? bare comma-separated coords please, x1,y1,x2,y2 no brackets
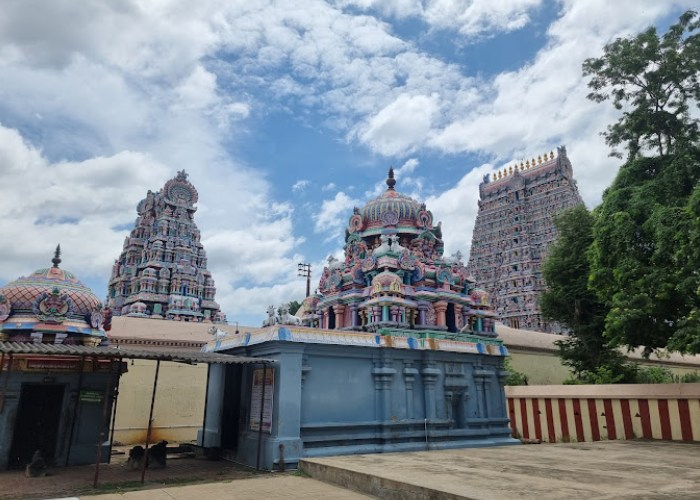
506,384,700,443
205,341,516,470
112,359,207,445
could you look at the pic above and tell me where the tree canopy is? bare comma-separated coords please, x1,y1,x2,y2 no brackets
583,10,700,158
580,10,700,356
541,206,628,378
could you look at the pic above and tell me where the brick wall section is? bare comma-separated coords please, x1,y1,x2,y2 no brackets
505,384,700,442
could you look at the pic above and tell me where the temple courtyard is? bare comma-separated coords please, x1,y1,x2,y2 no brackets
1,440,696,499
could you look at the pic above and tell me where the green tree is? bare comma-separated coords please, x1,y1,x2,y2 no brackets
540,206,629,379
287,300,303,316
583,10,700,158
584,11,700,355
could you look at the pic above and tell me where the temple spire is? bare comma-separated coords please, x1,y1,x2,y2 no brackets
386,167,396,190
52,244,62,268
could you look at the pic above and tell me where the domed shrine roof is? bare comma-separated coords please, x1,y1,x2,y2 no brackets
351,168,433,236
0,246,109,343
371,270,403,297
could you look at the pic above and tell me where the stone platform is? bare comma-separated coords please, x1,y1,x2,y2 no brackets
299,440,700,499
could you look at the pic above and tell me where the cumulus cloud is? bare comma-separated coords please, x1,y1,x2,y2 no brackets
359,93,439,156
336,0,543,38
313,191,361,241
0,124,170,279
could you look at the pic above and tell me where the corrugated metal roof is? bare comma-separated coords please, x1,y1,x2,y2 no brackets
0,341,273,365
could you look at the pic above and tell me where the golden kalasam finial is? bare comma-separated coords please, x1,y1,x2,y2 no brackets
509,165,513,175
531,157,535,166
537,155,542,164
520,161,524,170
550,150,554,159
525,159,530,169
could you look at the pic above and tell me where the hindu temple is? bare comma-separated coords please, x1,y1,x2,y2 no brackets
298,168,496,335
200,170,515,470
467,146,583,332
106,171,225,323
0,247,119,469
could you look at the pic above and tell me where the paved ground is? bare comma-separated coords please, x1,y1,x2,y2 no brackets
3,441,699,499
79,476,372,499
0,451,259,500
301,440,700,499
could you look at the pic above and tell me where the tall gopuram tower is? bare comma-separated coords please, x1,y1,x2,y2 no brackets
106,171,225,323
299,168,497,336
467,146,583,333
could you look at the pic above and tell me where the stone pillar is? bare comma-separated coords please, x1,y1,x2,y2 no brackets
372,356,396,422
421,360,440,419
454,304,463,330
350,303,359,328
390,305,399,322
434,301,448,327
322,310,328,329
403,362,418,420
473,368,493,418
418,302,428,326
382,305,389,322
333,304,345,329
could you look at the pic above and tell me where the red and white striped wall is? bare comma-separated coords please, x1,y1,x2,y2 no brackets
505,384,700,443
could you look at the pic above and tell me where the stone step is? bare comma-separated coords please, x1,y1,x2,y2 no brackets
299,458,471,500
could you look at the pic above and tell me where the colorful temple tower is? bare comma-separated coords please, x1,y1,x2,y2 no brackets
106,171,225,323
300,168,496,336
467,146,583,332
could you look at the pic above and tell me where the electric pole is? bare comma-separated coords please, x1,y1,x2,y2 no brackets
297,263,311,298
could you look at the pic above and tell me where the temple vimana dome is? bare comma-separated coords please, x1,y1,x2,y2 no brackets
297,168,496,336
467,146,583,332
106,170,225,323
0,246,110,346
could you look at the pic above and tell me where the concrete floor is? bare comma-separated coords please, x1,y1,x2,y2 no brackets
31,440,700,499
300,440,700,499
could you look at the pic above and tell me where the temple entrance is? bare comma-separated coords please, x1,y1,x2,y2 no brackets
327,307,336,329
221,365,243,450
8,384,65,469
446,303,456,332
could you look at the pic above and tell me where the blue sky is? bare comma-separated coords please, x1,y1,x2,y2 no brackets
0,0,693,327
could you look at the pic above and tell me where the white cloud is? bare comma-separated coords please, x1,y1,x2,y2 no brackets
313,191,361,241
359,93,439,156
293,179,311,192
336,0,543,38
0,124,170,279
425,162,493,258
321,182,336,191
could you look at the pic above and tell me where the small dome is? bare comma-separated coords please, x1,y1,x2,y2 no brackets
0,247,106,337
355,168,433,233
371,270,403,296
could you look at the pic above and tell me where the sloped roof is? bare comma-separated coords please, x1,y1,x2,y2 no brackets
0,341,272,365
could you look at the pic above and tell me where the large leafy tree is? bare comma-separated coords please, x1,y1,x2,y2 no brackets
585,11,700,355
583,10,700,158
541,206,627,377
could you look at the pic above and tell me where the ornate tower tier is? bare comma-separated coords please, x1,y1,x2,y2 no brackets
299,168,496,336
106,171,225,323
467,146,583,332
